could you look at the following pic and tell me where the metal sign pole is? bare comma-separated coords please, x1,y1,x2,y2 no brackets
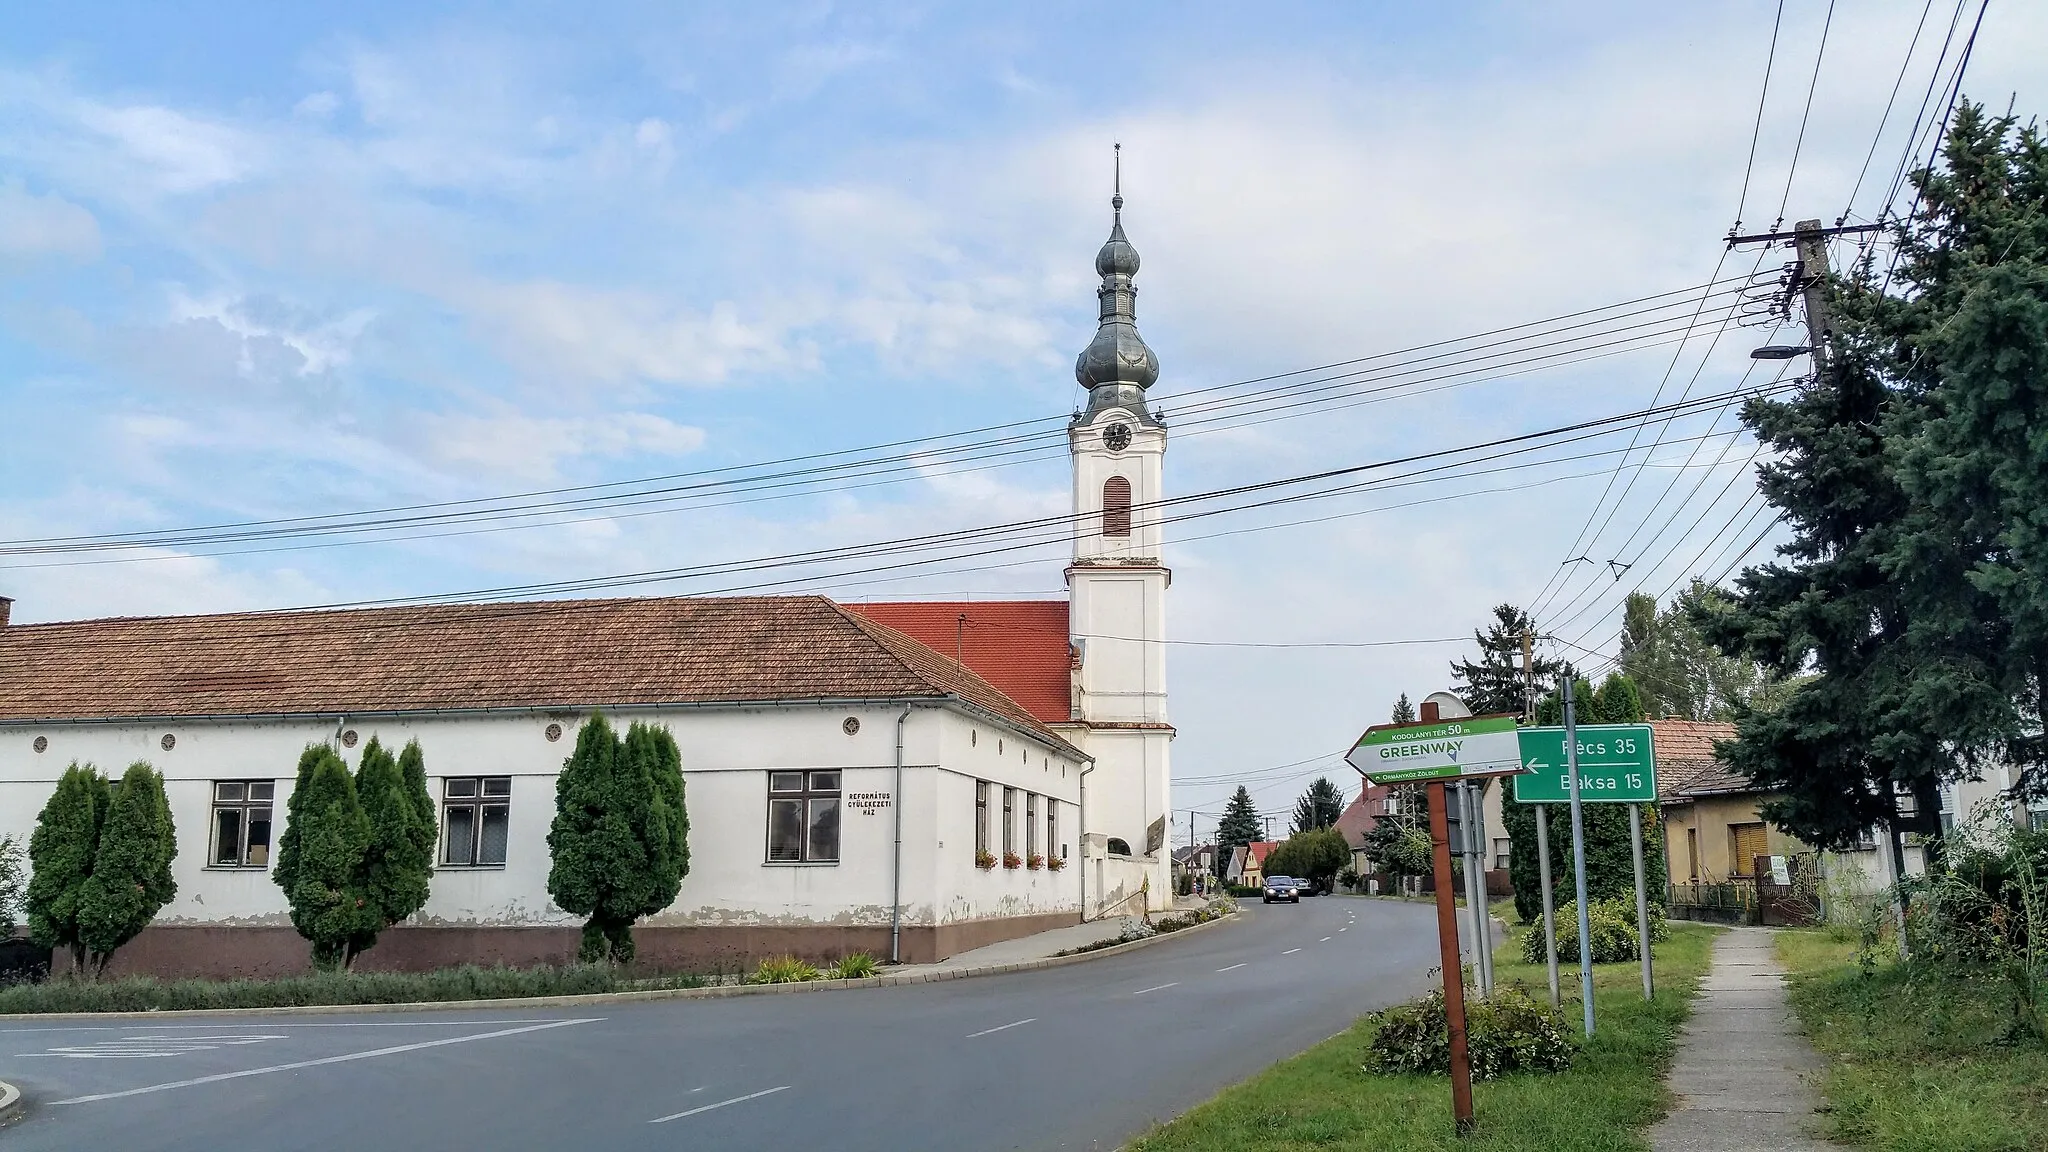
1535,802,1560,1009
1563,676,1595,1037
1427,778,1476,1136
1466,782,1494,996
1630,802,1654,999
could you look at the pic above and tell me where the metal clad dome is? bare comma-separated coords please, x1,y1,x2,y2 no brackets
1074,190,1160,395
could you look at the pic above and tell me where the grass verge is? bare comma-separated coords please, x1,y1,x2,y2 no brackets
0,964,707,1014
1126,920,1719,1151
1778,930,2048,1152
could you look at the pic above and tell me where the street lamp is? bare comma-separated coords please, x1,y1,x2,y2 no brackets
1750,344,1813,360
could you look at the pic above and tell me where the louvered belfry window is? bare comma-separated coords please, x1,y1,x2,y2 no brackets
1102,476,1133,537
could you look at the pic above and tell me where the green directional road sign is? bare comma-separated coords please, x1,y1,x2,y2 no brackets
1346,714,1525,785
1513,724,1656,803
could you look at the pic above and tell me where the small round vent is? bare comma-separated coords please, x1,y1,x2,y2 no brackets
160,733,177,751
545,722,564,742
842,716,861,736
340,729,358,749
33,735,48,754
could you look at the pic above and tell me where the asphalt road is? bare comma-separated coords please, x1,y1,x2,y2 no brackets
0,896,1447,1152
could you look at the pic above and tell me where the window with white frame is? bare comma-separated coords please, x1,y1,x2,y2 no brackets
442,777,511,867
1047,799,1060,860
1002,787,1016,856
210,781,274,867
768,770,840,863
1026,793,1039,858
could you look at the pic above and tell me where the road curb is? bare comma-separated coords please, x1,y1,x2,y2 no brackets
0,1079,21,1123
0,908,1239,1022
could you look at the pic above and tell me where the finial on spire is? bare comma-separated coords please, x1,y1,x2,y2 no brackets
1112,142,1123,218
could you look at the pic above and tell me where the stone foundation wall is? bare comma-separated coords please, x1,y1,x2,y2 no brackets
79,911,1084,980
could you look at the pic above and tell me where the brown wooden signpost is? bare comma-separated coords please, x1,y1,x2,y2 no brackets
1346,698,1525,1137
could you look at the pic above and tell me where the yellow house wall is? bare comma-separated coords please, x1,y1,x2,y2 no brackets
1663,795,1810,883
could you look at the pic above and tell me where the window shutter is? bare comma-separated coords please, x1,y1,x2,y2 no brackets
1102,476,1132,537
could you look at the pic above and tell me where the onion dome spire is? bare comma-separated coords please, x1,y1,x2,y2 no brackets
1074,145,1160,421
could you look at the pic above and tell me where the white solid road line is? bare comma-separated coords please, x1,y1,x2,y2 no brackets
1282,948,1302,955
1,1019,572,1035
965,1018,1037,1038
649,1085,791,1124
51,1019,596,1105
1215,963,1247,973
1132,983,1178,995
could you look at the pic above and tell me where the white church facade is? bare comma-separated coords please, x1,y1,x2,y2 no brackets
0,191,1176,977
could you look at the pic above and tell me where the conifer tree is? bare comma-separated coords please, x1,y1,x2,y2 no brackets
26,763,110,972
77,762,177,975
276,745,378,970
546,715,690,964
1215,786,1262,876
351,737,436,962
1449,604,1559,714
1391,693,1416,724
1290,777,1345,834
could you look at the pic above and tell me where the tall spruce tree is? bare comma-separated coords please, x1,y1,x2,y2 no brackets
1450,604,1560,714
546,715,690,964
25,763,111,972
1700,103,2048,846
275,745,379,970
77,762,177,975
350,737,437,963
1290,777,1345,834
1391,694,1417,724
1215,786,1262,876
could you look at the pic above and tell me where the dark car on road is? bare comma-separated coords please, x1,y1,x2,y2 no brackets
1262,876,1301,903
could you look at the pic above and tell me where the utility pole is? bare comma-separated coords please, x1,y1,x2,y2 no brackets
1727,217,1880,368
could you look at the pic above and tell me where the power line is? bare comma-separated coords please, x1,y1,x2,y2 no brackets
1840,0,1939,223
1734,0,1789,232
1774,0,1838,226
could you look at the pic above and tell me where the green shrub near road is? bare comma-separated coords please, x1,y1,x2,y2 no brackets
1128,922,1718,1151
1365,986,1574,1081
747,955,821,984
1519,897,1668,965
0,964,707,1015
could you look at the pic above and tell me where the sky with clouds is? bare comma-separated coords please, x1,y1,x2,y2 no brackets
2,1,2042,837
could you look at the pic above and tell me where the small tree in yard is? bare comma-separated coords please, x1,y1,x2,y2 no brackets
26,763,111,972
274,745,379,970
350,737,438,962
77,762,178,975
547,715,690,964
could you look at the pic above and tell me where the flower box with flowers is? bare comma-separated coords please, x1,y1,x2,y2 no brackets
1026,853,1045,870
1002,852,1024,870
975,850,998,871
1047,856,1067,871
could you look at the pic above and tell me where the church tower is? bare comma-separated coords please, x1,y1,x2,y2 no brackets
1068,151,1172,912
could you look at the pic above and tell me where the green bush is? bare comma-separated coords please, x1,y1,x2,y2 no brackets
830,952,878,979
1364,986,1575,1080
748,955,821,984
1520,897,1668,964
0,964,705,1014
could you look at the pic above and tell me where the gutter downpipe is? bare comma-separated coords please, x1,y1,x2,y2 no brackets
890,707,912,965
1079,759,1097,921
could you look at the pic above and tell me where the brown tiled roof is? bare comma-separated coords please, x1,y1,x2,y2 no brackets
1651,719,1744,802
1333,788,1382,848
842,600,1073,724
0,595,1082,756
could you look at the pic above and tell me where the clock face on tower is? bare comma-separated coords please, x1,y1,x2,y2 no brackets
1103,423,1132,452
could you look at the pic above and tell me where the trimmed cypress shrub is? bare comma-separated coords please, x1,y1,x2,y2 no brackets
26,763,111,972
276,745,380,970
352,736,436,961
547,715,691,964
77,762,178,975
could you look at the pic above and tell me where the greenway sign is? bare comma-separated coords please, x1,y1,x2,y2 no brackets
1513,724,1656,803
1345,714,1525,785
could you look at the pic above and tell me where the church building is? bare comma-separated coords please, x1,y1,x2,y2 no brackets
0,188,1175,977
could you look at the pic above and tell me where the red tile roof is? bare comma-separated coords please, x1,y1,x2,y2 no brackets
841,600,1073,725
1248,841,1279,866
0,595,1081,756
1651,719,1743,801
1333,787,1385,848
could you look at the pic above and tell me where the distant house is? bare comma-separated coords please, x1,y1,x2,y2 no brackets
1228,840,1278,887
1333,780,1509,895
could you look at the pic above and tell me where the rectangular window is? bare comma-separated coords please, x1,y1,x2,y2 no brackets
975,780,989,857
1026,793,1039,858
1687,828,1701,882
1492,838,1511,871
209,780,275,867
1003,787,1016,856
767,770,841,863
442,777,512,867
1047,800,1059,861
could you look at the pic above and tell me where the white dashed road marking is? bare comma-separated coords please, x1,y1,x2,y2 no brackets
1320,937,1332,942
965,1018,1036,1038
1132,983,1178,995
52,1019,595,1105
1282,948,1302,955
1215,963,1247,973
31,1035,287,1060
649,1085,791,1124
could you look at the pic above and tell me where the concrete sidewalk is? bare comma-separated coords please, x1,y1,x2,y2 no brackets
921,914,1152,970
1648,927,1837,1152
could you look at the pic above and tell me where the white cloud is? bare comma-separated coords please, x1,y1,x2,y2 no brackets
72,100,253,193
0,179,101,262
294,90,340,118
456,278,794,387
418,410,708,480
